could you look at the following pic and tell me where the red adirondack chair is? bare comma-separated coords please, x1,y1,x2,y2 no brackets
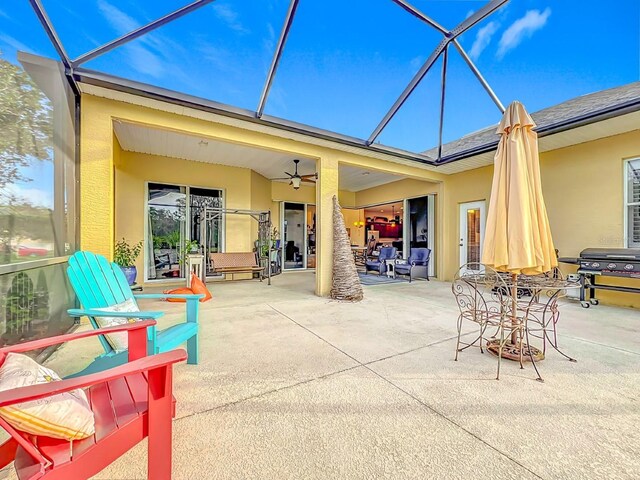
0,320,186,480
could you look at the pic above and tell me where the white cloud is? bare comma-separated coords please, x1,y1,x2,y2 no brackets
0,34,34,54
97,0,139,34
212,4,249,34
497,8,551,59
469,21,499,60
95,0,180,78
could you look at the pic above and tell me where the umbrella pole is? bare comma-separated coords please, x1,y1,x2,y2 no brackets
511,273,518,345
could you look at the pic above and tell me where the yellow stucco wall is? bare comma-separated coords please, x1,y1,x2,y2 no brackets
80,94,442,295
444,129,640,308
115,150,255,282
341,209,366,246
81,93,640,305
354,178,440,206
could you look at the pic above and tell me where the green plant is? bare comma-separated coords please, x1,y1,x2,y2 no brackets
178,240,200,265
165,230,181,248
152,234,166,250
114,238,143,267
5,272,35,334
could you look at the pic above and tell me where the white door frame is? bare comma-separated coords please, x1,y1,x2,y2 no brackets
459,200,486,269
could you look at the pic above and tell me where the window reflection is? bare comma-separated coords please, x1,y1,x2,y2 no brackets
0,51,78,349
0,53,76,267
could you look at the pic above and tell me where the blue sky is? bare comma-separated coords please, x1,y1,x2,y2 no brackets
1,0,639,156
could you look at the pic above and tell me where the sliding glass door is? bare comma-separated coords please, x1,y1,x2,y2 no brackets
283,202,306,270
189,187,223,258
405,195,436,277
147,184,186,281
146,183,223,281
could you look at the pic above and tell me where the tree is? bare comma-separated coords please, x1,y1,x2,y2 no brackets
0,54,54,337
0,53,52,190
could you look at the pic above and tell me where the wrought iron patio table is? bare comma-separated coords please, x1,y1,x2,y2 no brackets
495,273,580,381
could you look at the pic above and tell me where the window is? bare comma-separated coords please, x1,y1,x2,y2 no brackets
626,159,640,248
146,183,223,281
0,52,78,349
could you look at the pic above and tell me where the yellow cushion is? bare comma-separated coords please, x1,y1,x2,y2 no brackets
0,353,95,440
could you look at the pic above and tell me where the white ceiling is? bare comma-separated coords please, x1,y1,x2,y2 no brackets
338,164,402,192
113,121,403,192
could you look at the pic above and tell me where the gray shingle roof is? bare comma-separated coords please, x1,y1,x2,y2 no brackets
424,81,640,161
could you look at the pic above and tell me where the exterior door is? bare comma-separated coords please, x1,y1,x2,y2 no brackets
282,202,307,270
459,201,486,269
404,195,436,277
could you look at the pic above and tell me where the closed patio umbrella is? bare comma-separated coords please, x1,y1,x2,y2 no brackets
482,101,557,274
481,101,557,356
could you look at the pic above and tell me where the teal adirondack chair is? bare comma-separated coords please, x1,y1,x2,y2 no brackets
66,251,203,373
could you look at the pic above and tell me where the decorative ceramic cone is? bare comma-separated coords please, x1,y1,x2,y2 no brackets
331,195,364,301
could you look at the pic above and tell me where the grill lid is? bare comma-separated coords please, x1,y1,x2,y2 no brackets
580,248,640,260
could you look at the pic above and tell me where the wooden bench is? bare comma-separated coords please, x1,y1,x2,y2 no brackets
210,252,264,281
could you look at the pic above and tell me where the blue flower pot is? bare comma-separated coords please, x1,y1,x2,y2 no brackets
120,266,137,286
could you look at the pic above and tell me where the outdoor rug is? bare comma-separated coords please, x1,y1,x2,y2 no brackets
358,272,404,285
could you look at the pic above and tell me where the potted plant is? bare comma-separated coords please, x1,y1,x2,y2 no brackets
114,238,143,286
178,240,200,265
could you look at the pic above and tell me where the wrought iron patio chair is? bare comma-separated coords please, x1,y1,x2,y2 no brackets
452,263,522,380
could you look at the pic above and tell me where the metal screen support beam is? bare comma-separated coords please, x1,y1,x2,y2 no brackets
367,40,446,145
369,0,509,144
437,45,448,161
72,0,216,67
28,0,80,95
256,0,300,118
452,40,505,113
390,0,447,34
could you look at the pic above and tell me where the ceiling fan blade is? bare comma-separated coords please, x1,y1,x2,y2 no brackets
270,177,292,181
300,174,317,180
302,178,316,184
284,172,293,177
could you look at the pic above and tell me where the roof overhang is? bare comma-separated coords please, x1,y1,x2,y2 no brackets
434,106,640,174
435,95,640,166
73,67,439,169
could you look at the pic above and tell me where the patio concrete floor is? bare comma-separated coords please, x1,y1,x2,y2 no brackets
18,273,640,479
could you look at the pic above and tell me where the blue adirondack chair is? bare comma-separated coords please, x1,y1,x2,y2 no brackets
66,251,203,374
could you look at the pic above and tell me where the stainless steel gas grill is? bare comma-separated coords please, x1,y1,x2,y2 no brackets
558,248,640,308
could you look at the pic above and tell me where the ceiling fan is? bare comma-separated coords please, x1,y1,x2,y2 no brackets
271,159,317,190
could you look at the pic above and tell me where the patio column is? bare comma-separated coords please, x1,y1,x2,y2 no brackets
315,154,339,296
79,97,115,259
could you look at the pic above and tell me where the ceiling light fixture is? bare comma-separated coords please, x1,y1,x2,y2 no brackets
291,177,302,190
199,140,208,146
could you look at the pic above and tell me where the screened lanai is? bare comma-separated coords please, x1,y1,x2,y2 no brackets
2,0,638,339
